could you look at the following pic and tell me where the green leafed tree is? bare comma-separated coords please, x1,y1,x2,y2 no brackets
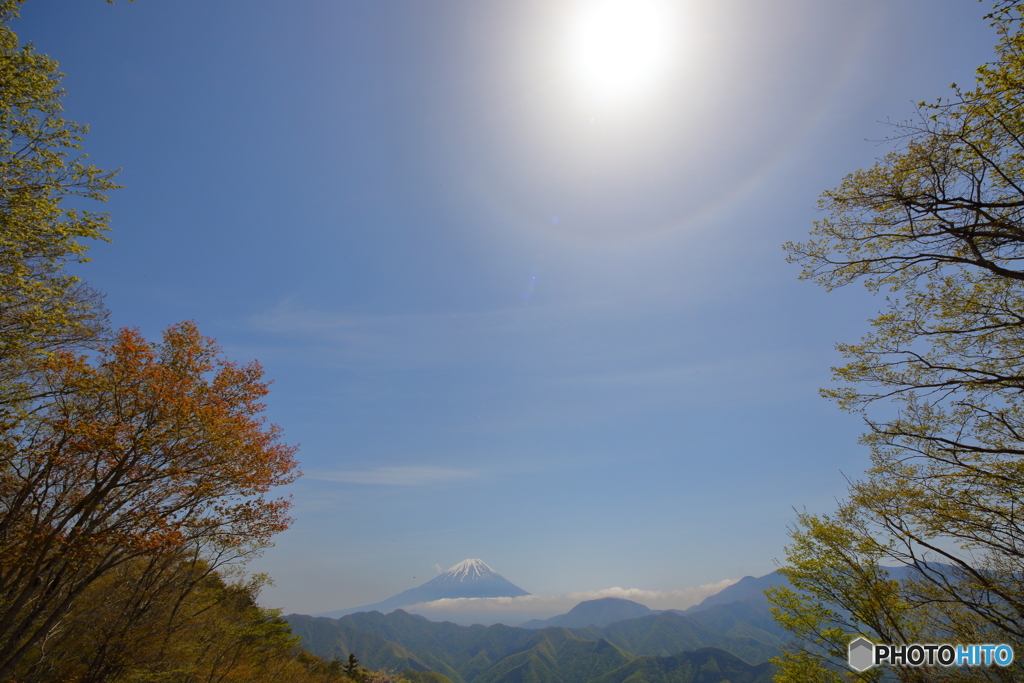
0,0,119,406
769,1,1024,681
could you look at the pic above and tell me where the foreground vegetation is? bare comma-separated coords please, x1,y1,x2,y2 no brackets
21,0,1024,679
769,1,1024,680
0,1,382,679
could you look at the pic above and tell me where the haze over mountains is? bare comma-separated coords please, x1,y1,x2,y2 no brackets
319,560,530,619
318,559,743,625
288,566,792,683
519,598,657,629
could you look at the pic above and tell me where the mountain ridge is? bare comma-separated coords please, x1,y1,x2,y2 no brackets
520,598,657,629
286,601,783,683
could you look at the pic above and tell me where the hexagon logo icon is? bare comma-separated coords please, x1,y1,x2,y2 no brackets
848,637,876,672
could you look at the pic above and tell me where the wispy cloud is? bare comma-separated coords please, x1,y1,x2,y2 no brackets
249,300,813,405
309,466,478,486
404,580,739,620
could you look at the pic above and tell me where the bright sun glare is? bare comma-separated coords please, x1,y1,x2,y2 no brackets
568,0,676,100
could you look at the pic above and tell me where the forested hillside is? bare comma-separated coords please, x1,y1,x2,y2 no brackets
286,602,782,683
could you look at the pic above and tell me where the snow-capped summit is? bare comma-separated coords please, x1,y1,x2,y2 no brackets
423,559,510,592
440,559,496,582
317,558,529,619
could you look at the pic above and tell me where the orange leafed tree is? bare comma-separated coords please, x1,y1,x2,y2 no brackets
0,322,299,679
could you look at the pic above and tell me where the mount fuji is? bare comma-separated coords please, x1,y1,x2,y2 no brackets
317,559,529,619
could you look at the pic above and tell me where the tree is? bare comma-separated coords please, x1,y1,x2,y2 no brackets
344,653,364,681
11,552,378,683
770,2,1024,680
0,0,119,407
0,322,299,680
11,555,286,682
0,3,320,681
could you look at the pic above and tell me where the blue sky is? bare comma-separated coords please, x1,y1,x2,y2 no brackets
18,0,1001,618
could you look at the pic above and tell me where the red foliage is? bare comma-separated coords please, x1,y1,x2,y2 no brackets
0,322,299,678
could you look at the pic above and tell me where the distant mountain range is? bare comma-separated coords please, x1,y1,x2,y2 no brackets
519,598,657,629
287,606,780,683
518,571,794,630
287,569,793,683
291,562,936,683
318,560,530,619
682,572,787,614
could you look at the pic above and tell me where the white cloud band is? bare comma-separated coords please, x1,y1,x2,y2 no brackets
404,580,739,621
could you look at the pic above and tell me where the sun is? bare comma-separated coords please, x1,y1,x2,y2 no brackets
567,0,677,100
